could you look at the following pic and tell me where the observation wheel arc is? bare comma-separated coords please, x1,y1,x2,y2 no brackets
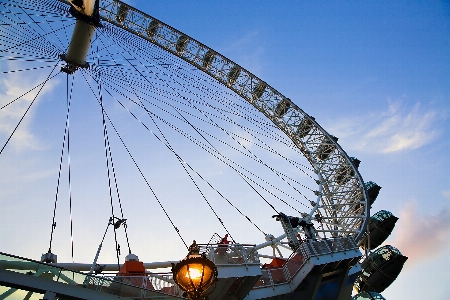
72,0,370,242
1,0,369,243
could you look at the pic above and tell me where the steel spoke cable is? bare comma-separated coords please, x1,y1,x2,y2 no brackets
98,70,121,267
1,63,59,74
102,25,279,130
95,41,132,255
95,69,266,237
94,29,316,233
96,61,310,213
96,34,304,168
1,0,67,16
90,38,123,266
161,70,318,197
111,83,315,190
93,53,277,131
0,62,60,154
98,69,302,212
96,67,282,233
104,37,314,211
80,68,188,250
0,71,60,110
103,68,282,134
97,79,298,215
98,69,289,156
0,4,64,56
98,34,227,247
18,5,67,52
152,114,237,243
104,79,274,236
101,29,307,164
67,73,74,263
0,16,71,55
0,54,58,63
49,71,73,253
101,26,325,227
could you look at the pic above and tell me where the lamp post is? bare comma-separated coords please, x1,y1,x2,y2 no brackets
172,241,218,300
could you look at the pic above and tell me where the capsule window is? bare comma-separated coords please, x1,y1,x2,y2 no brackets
227,66,240,85
297,117,315,138
176,35,189,53
203,50,215,68
275,99,291,117
146,20,159,38
116,4,129,24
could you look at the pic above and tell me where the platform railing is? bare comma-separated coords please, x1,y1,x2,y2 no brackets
84,274,183,298
0,252,183,299
201,243,260,266
252,236,359,289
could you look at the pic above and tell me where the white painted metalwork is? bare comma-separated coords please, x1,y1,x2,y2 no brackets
86,0,370,242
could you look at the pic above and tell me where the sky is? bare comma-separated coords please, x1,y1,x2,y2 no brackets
1,1,450,299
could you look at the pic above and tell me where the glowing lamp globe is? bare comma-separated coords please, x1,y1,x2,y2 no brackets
172,241,218,300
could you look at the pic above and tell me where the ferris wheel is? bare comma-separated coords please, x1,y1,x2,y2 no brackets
0,0,370,265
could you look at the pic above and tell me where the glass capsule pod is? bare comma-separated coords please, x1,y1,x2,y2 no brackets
116,4,129,24
146,20,159,38
358,210,398,250
203,50,215,68
296,117,315,138
352,291,386,300
365,181,381,206
316,135,338,161
354,245,408,293
275,98,291,117
335,157,360,185
227,65,241,85
176,35,189,53
252,82,267,100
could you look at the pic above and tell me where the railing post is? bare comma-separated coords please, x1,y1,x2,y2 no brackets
267,269,275,290
282,264,291,282
309,240,319,258
323,239,333,255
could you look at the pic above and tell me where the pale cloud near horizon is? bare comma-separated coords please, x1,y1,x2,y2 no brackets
218,30,265,78
0,65,58,152
328,100,444,154
388,201,450,267
442,190,450,198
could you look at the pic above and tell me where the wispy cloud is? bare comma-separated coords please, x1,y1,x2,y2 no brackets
218,31,265,77
328,100,445,154
442,190,450,198
388,201,450,266
0,64,58,151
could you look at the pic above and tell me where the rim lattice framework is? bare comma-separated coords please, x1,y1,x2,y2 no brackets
1,0,369,242
92,0,370,241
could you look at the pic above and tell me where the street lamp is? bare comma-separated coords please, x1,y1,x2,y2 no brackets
172,241,218,300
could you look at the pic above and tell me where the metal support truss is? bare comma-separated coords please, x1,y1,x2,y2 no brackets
57,0,369,241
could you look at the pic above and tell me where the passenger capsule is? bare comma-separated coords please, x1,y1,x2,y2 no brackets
352,291,386,300
275,98,291,117
297,117,315,138
116,4,129,24
335,157,360,185
354,245,408,293
252,82,267,100
176,35,189,53
358,210,398,250
228,65,240,85
316,135,338,160
203,50,215,68
146,20,159,38
365,181,381,206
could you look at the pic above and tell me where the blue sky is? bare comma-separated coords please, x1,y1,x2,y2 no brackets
1,1,449,299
